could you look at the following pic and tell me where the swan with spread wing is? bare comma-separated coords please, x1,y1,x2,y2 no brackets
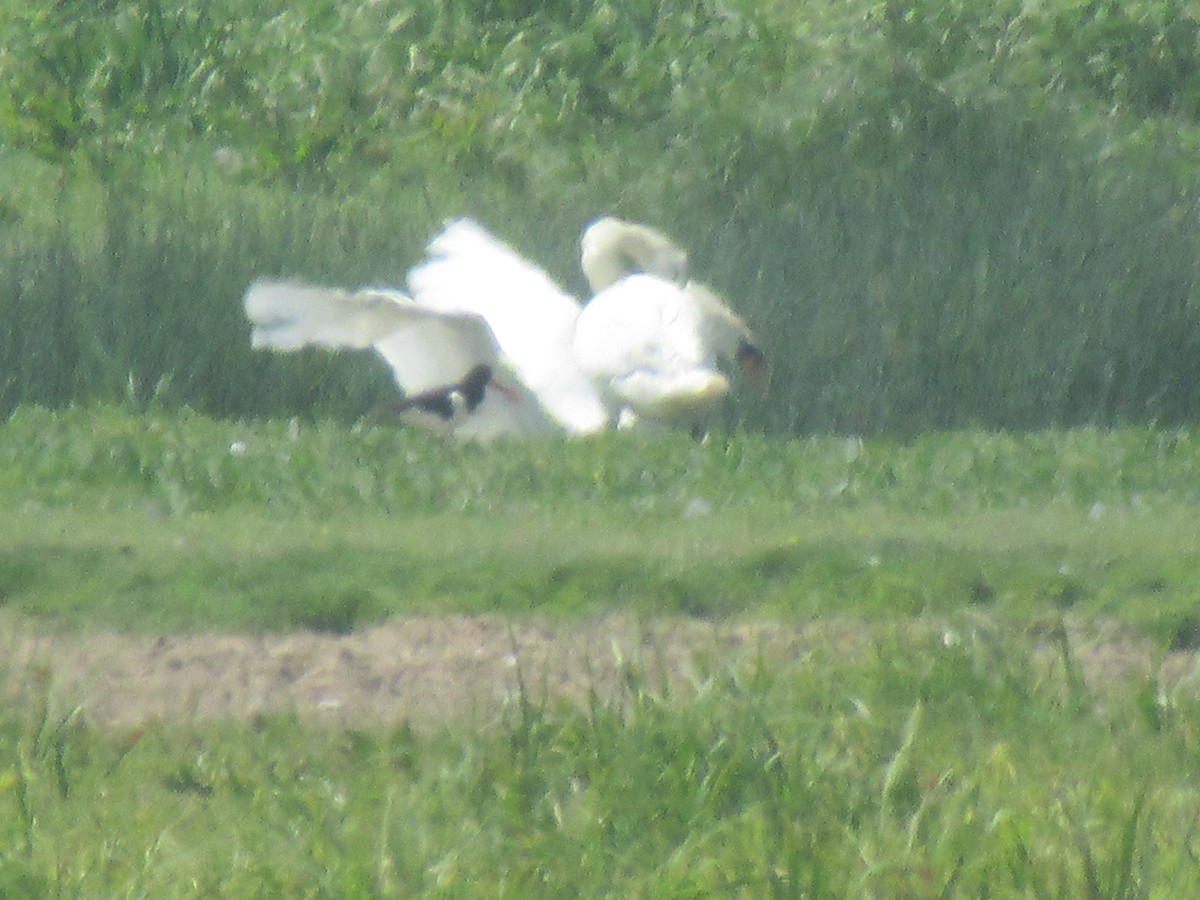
243,216,763,439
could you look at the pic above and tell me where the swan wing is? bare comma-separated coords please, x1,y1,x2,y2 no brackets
245,279,415,351
246,279,494,391
369,309,555,438
244,279,551,437
408,219,610,433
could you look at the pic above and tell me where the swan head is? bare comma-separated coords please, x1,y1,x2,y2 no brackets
680,282,767,393
580,217,689,293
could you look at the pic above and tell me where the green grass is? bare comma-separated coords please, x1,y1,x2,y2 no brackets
4,408,1200,893
4,406,1200,642
8,0,1200,888
4,621,1200,895
5,501,1200,644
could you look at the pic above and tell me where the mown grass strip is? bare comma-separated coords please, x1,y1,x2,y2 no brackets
4,500,1199,643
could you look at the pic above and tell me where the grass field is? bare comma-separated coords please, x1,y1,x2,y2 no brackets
6,0,1200,892
3,408,1200,895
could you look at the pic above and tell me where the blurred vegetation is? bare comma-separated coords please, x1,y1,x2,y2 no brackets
4,0,1200,434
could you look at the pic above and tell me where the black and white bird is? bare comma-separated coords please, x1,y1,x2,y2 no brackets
243,216,764,439
391,363,518,435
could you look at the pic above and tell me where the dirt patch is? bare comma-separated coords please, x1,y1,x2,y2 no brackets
1,614,815,729
3,614,1198,729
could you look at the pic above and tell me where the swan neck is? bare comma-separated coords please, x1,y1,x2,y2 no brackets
580,218,688,294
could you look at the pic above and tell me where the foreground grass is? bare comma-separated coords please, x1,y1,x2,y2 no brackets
3,632,1199,895
4,406,1200,894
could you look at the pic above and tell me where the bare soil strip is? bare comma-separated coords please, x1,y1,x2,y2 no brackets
3,614,1197,729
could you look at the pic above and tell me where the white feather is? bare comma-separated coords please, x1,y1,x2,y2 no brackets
573,273,756,430
408,220,608,434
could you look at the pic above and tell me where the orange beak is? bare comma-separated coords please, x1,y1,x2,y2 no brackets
489,375,523,404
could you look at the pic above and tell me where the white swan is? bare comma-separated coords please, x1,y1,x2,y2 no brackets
244,216,762,439
410,216,763,434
